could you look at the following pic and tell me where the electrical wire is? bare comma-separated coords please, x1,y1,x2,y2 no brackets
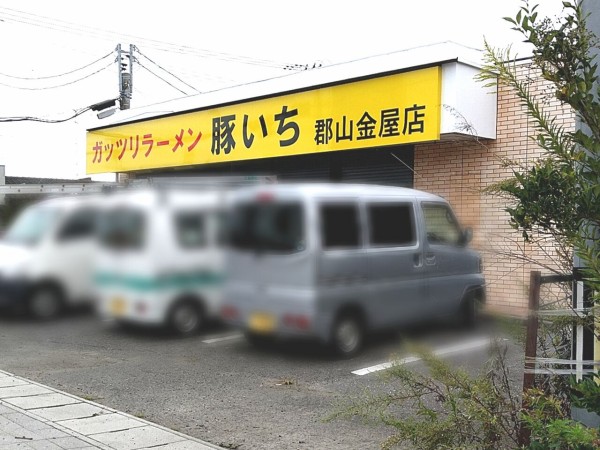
0,51,113,80
136,61,189,96
0,61,114,90
134,47,201,93
0,7,294,69
147,43,289,69
1,107,92,123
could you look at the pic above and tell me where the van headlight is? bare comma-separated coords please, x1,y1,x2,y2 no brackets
2,261,31,279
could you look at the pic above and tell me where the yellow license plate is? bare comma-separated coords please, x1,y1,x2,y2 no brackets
110,297,126,316
248,312,276,334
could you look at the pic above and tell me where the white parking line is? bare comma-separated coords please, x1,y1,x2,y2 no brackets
202,333,244,344
352,337,502,376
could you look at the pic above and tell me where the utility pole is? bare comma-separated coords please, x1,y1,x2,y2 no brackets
117,44,133,110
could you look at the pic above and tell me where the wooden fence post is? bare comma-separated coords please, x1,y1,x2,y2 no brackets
518,270,541,447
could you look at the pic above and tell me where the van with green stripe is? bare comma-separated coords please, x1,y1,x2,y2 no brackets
95,188,226,335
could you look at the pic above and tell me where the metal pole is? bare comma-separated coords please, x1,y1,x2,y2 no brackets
116,43,122,103
129,44,134,107
0,164,5,208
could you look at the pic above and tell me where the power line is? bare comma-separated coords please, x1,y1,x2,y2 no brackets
0,61,114,90
134,47,201,94
0,7,295,70
147,43,289,69
0,51,113,80
136,61,189,96
0,111,86,123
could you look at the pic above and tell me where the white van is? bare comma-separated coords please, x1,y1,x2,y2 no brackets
95,188,226,335
221,183,486,356
0,195,104,318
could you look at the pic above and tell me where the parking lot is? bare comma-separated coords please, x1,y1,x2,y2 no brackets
0,312,521,449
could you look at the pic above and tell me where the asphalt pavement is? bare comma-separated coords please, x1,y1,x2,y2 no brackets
0,312,523,449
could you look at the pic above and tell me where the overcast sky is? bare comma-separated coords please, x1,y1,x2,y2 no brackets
0,0,566,181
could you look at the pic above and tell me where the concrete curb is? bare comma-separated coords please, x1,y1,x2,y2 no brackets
0,369,223,449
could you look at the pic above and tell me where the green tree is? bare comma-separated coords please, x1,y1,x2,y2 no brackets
479,0,600,303
480,1,600,440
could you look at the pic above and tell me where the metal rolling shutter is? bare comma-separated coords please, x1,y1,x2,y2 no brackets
273,153,331,181
340,146,414,187
146,145,414,187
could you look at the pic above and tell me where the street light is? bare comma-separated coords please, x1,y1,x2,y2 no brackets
90,99,117,111
89,99,119,119
97,108,117,119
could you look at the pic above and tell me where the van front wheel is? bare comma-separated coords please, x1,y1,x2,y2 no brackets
28,285,63,320
330,314,364,357
460,292,479,329
168,300,202,336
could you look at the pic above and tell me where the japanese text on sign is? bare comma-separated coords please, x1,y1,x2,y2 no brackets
86,66,441,174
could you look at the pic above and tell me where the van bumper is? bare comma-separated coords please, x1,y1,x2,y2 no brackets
97,291,170,325
221,308,327,340
221,284,330,342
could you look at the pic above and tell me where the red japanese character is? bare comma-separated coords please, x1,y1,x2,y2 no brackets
187,128,202,151
117,139,127,160
172,129,184,152
104,143,114,162
92,141,103,163
142,134,153,157
131,135,140,159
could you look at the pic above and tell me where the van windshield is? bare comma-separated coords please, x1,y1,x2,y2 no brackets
3,206,62,246
229,202,304,253
99,208,145,250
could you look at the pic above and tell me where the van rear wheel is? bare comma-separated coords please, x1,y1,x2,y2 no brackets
331,314,364,357
168,300,202,336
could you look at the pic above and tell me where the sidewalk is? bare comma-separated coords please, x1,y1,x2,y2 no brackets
0,370,221,450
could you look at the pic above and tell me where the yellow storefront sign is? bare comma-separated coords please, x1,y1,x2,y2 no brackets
86,67,441,174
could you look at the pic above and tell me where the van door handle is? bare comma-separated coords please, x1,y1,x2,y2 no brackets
413,253,422,267
425,252,436,265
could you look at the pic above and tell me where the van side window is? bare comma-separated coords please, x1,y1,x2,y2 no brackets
215,212,227,246
57,208,98,241
422,203,461,245
368,203,415,247
175,213,206,249
320,204,360,250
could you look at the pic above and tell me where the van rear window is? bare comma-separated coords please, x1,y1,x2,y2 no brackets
229,203,304,253
99,208,145,250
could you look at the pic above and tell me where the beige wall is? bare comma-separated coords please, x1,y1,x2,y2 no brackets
415,63,575,316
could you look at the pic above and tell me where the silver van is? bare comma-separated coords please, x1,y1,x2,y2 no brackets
221,183,485,356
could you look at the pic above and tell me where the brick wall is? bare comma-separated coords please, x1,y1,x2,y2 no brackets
415,62,575,316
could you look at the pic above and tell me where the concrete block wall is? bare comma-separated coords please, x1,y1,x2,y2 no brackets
415,62,575,316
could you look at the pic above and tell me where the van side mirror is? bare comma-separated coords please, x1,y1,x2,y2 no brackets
460,227,473,246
